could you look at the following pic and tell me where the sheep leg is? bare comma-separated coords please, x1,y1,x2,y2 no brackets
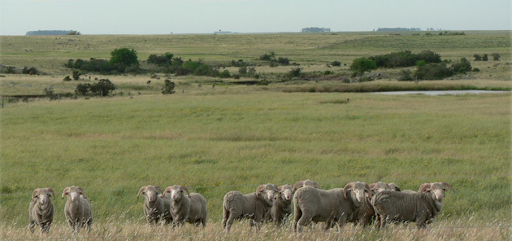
222,209,229,229
293,207,302,232
29,221,36,233
41,222,51,234
225,213,237,232
296,213,312,233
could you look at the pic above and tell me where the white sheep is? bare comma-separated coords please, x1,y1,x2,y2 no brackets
29,188,55,234
162,185,207,227
62,186,93,233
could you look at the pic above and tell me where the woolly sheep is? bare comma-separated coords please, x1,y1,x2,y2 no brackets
293,181,370,232
62,186,93,233
162,185,207,227
270,184,293,226
222,184,277,231
372,182,455,229
292,179,321,193
137,185,172,225
29,188,55,234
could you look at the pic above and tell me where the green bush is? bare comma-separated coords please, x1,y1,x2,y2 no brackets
331,61,341,67
218,70,231,78
451,58,472,74
414,63,452,80
22,66,39,75
110,48,139,67
72,70,81,80
350,57,377,75
286,67,304,79
398,69,414,81
63,76,72,81
162,79,175,94
492,53,500,61
277,57,290,65
75,79,116,96
147,53,174,66
371,50,441,68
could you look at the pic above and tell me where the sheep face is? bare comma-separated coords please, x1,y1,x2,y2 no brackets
138,186,162,202
344,182,370,205
257,184,277,206
32,188,55,205
162,185,190,200
170,188,184,201
370,182,399,195
278,185,293,201
62,186,86,201
419,182,455,201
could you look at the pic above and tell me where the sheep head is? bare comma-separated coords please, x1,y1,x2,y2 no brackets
343,182,370,204
162,185,190,201
388,183,401,191
32,188,55,205
369,182,400,195
419,182,455,201
277,184,293,201
62,186,87,201
292,179,321,193
138,185,162,202
257,184,277,206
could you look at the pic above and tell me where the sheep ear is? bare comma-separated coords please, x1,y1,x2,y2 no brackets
418,183,432,193
440,182,455,193
256,185,266,196
62,187,69,199
46,188,55,199
32,188,40,199
292,181,304,193
137,186,147,199
312,181,321,189
343,182,354,199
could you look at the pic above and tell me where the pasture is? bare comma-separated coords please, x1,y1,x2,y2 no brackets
0,31,511,239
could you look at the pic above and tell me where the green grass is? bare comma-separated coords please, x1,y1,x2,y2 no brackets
1,91,510,226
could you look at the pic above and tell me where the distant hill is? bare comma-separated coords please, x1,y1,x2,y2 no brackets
26,30,78,36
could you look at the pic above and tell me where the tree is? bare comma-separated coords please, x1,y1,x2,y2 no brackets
350,57,377,75
110,48,139,67
72,70,81,80
162,79,176,94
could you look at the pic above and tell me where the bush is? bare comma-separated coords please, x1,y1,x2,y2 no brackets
72,70,81,80
473,68,480,72
239,66,247,75
162,79,175,94
350,57,377,75
147,53,174,66
331,61,341,67
451,58,472,74
43,86,58,100
75,79,116,96
371,50,441,68
22,67,39,75
110,48,139,67
277,57,290,65
218,70,231,78
398,69,414,81
286,67,303,79
492,53,500,61
63,76,72,81
482,54,488,61
259,52,275,61
414,63,452,80
473,54,482,61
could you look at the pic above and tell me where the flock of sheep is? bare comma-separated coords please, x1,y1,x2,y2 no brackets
28,180,454,234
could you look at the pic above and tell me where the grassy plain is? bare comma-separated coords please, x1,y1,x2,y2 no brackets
0,31,511,239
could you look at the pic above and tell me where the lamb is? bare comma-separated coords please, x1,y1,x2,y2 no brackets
161,185,207,227
292,179,321,193
62,186,93,233
29,188,55,234
222,184,277,231
270,184,293,226
137,185,172,225
293,181,370,232
372,182,455,229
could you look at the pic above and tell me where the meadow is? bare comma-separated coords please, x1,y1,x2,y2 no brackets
0,31,511,239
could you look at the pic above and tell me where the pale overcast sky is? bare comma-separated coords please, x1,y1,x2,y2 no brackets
1,0,511,35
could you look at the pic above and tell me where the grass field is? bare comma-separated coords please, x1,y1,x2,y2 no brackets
0,31,511,239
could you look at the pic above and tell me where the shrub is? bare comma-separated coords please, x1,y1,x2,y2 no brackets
110,48,139,67
259,52,275,61
416,60,427,68
414,63,452,80
492,53,500,61
350,57,377,75
371,50,441,68
43,86,58,100
286,67,303,79
482,54,488,61
473,54,482,61
277,57,290,65
233,74,240,79
22,67,39,75
451,58,472,74
162,79,175,94
218,70,231,78
147,53,174,66
473,68,480,72
239,66,247,75
72,70,81,80
75,84,90,96
75,79,116,96
398,69,414,81
331,61,341,67
63,76,72,81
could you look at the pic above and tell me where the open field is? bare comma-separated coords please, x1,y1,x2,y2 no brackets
0,31,511,239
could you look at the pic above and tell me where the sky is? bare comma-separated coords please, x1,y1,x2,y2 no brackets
1,0,511,35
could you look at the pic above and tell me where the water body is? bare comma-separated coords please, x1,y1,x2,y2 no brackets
371,90,509,96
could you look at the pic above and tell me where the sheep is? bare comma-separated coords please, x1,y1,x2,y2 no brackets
270,184,293,226
29,188,55,234
162,185,207,227
62,186,93,233
372,182,455,229
357,182,402,228
292,179,321,193
222,184,277,231
293,181,370,232
137,185,172,225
